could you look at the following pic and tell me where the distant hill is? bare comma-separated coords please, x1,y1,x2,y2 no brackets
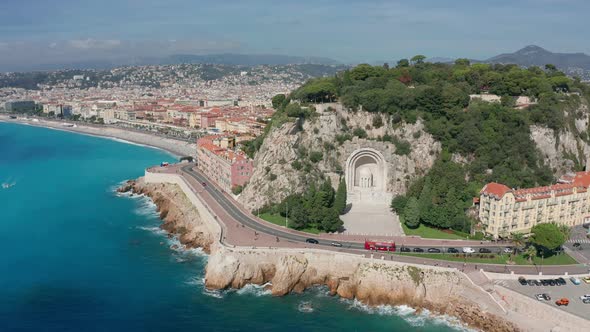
163,53,340,66
1,53,340,72
485,45,590,78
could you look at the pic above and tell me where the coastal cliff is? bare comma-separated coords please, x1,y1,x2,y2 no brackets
120,177,521,332
204,247,518,332
238,103,441,211
119,178,216,253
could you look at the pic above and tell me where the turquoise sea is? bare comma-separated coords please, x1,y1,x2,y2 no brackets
0,122,463,332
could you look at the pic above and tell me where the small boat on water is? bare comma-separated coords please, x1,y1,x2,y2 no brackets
2,182,15,189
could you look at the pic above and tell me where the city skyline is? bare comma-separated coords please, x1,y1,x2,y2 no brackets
1,0,589,71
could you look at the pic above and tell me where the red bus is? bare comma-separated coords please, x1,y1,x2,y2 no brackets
364,240,396,252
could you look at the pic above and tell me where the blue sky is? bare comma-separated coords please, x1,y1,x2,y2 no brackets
0,0,589,70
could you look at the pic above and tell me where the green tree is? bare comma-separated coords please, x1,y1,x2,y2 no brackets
454,58,470,66
390,196,408,213
530,223,566,252
272,94,286,109
321,207,343,232
397,59,410,68
403,197,420,228
411,55,426,65
334,179,347,214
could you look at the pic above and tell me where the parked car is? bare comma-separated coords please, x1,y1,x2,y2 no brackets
462,247,475,254
305,238,319,244
427,248,441,253
548,280,556,286
330,242,342,247
579,294,590,300
533,280,541,286
556,277,566,285
542,293,551,301
570,277,581,285
583,298,590,304
447,247,459,253
541,280,549,286
503,247,513,254
583,276,590,284
400,247,411,252
518,277,527,286
555,298,570,306
527,280,535,286
478,248,492,253
535,294,545,301
413,248,424,253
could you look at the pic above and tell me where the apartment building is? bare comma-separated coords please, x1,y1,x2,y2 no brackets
478,171,590,239
196,135,253,194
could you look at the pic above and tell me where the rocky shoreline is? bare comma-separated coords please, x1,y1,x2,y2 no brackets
119,178,519,332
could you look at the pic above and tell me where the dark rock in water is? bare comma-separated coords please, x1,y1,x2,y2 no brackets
117,180,135,193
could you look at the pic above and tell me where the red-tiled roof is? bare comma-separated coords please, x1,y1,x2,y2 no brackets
480,182,511,198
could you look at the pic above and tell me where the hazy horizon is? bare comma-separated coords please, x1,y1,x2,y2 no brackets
1,0,589,71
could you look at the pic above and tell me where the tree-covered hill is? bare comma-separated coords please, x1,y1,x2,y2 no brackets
265,58,590,233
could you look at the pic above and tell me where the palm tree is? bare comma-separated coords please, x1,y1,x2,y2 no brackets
511,232,526,254
524,246,537,263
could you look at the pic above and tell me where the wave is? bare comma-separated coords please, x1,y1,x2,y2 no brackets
133,199,159,217
138,226,167,236
341,299,475,331
297,300,314,313
202,288,225,299
235,283,272,297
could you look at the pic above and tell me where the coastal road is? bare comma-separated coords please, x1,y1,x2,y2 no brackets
174,164,590,275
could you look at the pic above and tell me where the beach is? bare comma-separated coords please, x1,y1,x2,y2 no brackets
0,115,196,158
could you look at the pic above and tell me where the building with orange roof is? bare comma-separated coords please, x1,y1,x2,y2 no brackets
196,136,253,194
478,171,590,239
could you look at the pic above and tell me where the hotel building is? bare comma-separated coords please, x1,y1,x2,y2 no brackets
478,171,590,239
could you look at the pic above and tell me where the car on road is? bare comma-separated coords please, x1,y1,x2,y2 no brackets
400,247,411,252
478,248,492,253
570,277,581,285
555,298,570,306
503,247,513,254
583,298,590,304
413,248,424,252
305,238,319,244
330,242,342,247
579,294,590,300
535,293,551,301
447,247,459,253
462,247,475,254
583,276,590,284
556,277,566,285
518,277,527,285
427,248,441,253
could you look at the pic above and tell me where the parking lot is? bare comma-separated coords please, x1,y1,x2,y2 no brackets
495,276,590,318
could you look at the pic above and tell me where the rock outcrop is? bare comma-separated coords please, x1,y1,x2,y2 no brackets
119,178,216,253
530,101,590,178
204,247,519,332
239,103,441,211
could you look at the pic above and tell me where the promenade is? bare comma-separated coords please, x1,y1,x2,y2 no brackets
153,163,590,276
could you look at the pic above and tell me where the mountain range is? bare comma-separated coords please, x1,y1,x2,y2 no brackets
485,45,590,70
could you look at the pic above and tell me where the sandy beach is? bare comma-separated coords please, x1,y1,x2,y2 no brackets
0,115,196,158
